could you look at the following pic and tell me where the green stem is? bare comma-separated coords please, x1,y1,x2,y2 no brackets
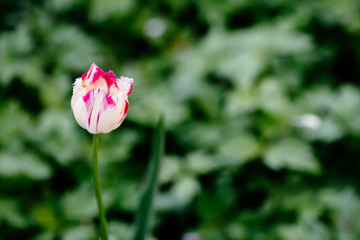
92,134,109,240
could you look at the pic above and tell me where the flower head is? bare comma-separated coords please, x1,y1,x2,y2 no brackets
71,63,133,134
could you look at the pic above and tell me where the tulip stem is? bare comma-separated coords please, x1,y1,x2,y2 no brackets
92,134,109,240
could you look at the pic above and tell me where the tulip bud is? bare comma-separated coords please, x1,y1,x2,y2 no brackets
71,63,133,134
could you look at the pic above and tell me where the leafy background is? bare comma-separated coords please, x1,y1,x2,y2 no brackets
1,0,360,239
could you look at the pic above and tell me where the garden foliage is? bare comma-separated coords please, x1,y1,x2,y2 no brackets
1,0,360,239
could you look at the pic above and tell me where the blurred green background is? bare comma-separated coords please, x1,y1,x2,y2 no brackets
2,0,360,239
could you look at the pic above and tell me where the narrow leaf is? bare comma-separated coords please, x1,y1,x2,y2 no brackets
131,115,165,240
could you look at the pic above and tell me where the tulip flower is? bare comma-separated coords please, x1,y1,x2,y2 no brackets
71,63,133,134
71,63,133,240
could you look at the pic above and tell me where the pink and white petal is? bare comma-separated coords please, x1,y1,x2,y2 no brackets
86,88,106,133
96,98,128,133
71,78,87,108
117,76,134,96
81,63,105,85
117,99,129,126
71,92,92,132
72,88,106,134
102,70,118,89
86,88,124,133
110,94,128,120
96,108,123,133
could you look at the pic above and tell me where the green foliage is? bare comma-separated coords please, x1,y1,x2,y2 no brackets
264,138,320,174
1,0,360,239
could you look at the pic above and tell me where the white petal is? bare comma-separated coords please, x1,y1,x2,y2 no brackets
117,76,134,96
71,92,91,132
97,97,127,133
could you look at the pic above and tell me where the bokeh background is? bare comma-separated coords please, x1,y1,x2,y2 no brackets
2,0,360,239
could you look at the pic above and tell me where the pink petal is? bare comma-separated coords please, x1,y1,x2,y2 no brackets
81,63,104,84
103,70,118,90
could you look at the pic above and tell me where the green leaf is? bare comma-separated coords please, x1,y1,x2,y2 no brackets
46,25,101,71
320,189,360,239
0,152,52,180
62,225,96,240
131,115,165,240
128,85,190,127
186,150,220,174
258,78,290,117
27,110,84,165
264,138,320,174
170,176,200,205
218,134,259,166
277,220,331,240
31,203,59,231
0,199,27,228
0,24,33,85
0,101,30,143
158,155,181,184
89,0,135,22
33,232,56,240
100,129,143,164
61,182,99,220
108,221,133,240
45,0,79,12
333,85,360,134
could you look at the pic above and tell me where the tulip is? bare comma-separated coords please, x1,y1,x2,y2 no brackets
71,63,133,134
71,63,134,240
